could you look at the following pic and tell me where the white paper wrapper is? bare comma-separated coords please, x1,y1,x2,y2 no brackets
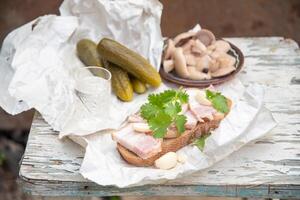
0,0,164,136
79,79,276,187
0,0,277,188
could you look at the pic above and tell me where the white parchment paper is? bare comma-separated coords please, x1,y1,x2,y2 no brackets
0,0,276,187
79,79,276,187
0,0,164,136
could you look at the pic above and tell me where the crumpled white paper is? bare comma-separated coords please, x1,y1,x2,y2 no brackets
0,0,277,188
0,0,164,136
79,79,276,187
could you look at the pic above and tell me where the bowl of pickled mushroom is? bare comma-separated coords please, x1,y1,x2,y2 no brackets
159,29,244,87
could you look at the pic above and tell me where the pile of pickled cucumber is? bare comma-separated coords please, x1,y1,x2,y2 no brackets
77,38,161,102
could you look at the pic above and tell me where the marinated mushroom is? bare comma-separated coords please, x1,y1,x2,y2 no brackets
194,29,216,46
185,54,197,66
192,39,207,55
207,44,216,51
187,67,211,80
163,59,174,73
214,40,231,53
211,65,236,77
162,28,238,81
182,39,195,54
217,53,236,68
173,31,196,46
164,39,175,60
209,51,221,59
209,59,220,73
173,47,190,78
195,55,212,72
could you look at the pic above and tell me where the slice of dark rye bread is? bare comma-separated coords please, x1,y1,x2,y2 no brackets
117,99,232,167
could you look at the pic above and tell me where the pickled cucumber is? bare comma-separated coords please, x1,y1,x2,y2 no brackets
131,77,147,94
105,61,133,102
77,39,134,101
77,39,103,67
97,38,161,87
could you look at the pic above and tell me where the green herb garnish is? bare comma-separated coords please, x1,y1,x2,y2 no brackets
206,90,229,113
140,89,189,138
193,134,210,151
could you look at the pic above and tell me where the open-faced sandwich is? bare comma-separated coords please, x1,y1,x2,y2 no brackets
112,87,231,169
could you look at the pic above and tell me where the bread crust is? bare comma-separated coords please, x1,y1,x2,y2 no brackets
117,99,231,167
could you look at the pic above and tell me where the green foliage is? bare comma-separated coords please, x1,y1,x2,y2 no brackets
193,134,210,151
206,90,229,113
140,89,189,138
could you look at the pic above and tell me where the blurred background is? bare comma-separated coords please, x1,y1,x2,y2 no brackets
0,0,299,199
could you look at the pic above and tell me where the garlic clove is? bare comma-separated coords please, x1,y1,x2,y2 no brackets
155,152,178,170
128,114,144,123
195,90,212,106
132,123,151,133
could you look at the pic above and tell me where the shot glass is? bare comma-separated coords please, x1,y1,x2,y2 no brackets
73,66,111,118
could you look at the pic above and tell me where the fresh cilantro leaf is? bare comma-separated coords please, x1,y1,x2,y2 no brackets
175,114,187,134
193,134,210,151
148,112,172,138
140,89,190,138
148,90,176,107
148,93,163,107
159,90,177,103
177,91,189,104
205,89,215,100
212,94,229,113
165,102,181,116
140,103,160,119
205,90,229,113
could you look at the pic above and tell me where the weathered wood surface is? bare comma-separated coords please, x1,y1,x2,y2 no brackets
19,37,300,198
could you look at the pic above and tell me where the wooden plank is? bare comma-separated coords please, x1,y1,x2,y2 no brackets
19,37,300,198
